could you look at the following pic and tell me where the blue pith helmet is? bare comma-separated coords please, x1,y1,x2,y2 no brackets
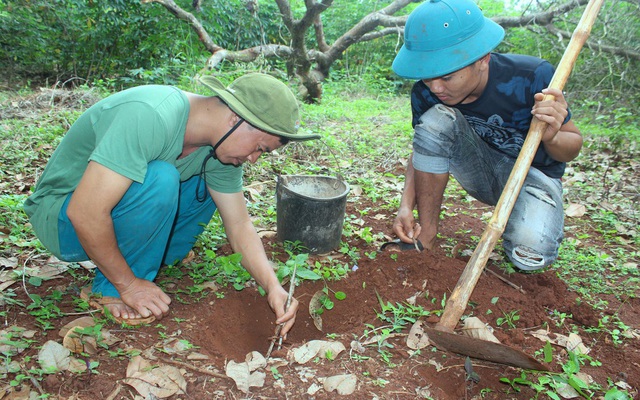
392,0,505,80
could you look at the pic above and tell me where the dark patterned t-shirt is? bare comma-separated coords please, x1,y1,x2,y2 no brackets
410,53,570,179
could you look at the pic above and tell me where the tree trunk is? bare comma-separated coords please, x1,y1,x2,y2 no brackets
142,0,636,103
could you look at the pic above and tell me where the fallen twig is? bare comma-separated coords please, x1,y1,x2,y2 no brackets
265,264,297,358
157,356,230,380
484,267,526,294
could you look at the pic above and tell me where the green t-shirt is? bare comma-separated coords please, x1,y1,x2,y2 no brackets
24,85,243,258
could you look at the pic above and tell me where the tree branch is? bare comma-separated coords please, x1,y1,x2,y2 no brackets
313,15,330,52
492,0,590,28
274,0,295,31
299,0,332,31
322,0,412,68
141,0,222,54
205,45,294,70
545,24,640,60
359,27,404,43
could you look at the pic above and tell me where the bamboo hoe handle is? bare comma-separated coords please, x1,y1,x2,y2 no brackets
436,0,605,332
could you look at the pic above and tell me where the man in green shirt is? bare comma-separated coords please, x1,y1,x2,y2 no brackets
24,73,318,334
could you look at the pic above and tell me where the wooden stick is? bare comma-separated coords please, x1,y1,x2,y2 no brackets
436,0,605,332
157,356,230,380
265,263,297,358
484,267,526,294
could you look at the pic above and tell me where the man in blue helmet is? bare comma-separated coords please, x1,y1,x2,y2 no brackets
390,0,583,271
25,73,319,332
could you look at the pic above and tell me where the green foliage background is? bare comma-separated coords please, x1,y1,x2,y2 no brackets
1,0,638,120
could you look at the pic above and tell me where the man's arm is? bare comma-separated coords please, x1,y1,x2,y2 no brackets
66,161,171,319
392,155,449,250
392,157,419,243
532,88,583,162
210,189,298,337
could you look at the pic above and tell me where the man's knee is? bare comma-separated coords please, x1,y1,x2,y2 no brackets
503,226,562,271
508,245,556,271
417,104,459,132
503,175,564,271
524,184,557,207
412,105,465,173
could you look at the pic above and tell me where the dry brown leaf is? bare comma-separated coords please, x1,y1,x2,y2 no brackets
2,384,33,399
307,383,322,395
323,374,357,395
461,317,500,343
350,185,363,196
555,372,593,399
0,280,16,292
290,340,346,364
529,329,590,354
245,351,267,371
565,203,587,218
67,357,88,373
123,356,186,398
257,230,277,239
530,328,554,343
225,360,266,393
58,316,96,338
100,330,121,347
63,327,97,355
0,256,18,269
0,360,20,376
38,340,71,372
350,340,366,354
30,264,68,280
566,333,590,355
309,290,324,331
406,320,431,350
405,291,422,305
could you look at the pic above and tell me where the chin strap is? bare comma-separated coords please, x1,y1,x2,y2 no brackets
195,118,245,202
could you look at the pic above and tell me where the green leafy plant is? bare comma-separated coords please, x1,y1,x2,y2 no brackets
26,293,64,331
499,349,630,399
548,309,572,328
311,286,346,316
324,349,335,361
375,295,431,331
496,309,520,330
189,253,251,290
585,315,633,346
270,366,283,380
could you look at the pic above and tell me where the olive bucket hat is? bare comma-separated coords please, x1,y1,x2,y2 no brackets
200,73,320,141
392,0,505,80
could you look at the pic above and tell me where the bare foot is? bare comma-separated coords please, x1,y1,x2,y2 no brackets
100,297,145,319
99,298,156,325
81,288,156,325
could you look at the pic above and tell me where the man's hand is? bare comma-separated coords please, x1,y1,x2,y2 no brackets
268,285,298,337
531,88,583,162
117,277,171,320
531,88,569,142
392,206,421,244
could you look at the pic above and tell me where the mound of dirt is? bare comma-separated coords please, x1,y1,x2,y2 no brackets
6,197,638,400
